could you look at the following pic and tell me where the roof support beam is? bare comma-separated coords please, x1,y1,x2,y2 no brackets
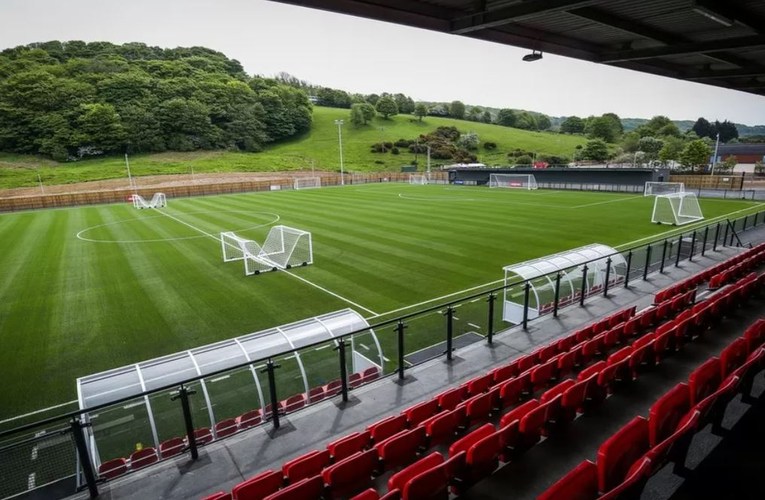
599,35,765,63
569,7,683,45
451,0,600,35
694,0,765,33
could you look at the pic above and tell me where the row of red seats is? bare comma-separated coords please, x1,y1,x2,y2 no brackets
97,367,380,480
540,317,765,499
538,276,625,315
654,241,765,303
201,305,654,499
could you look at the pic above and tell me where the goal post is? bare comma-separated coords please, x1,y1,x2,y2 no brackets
220,226,313,276
409,174,427,185
488,174,538,190
651,193,704,226
644,182,684,197
132,193,167,209
294,177,321,190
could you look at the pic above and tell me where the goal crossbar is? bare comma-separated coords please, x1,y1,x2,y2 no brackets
644,182,684,197
294,177,321,190
132,193,167,209
489,174,538,190
409,174,427,185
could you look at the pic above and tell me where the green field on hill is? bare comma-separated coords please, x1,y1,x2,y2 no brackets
0,107,586,190
0,183,760,422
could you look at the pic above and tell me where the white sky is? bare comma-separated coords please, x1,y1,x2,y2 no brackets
1,0,764,125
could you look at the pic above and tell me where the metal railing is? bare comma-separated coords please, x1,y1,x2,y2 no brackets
1,209,764,499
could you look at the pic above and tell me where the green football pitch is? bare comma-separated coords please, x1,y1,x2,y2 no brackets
0,184,760,420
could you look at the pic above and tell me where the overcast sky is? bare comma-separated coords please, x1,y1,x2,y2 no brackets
2,0,765,125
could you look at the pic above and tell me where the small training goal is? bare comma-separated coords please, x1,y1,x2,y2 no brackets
294,177,321,190
651,192,704,226
488,174,538,190
132,193,166,209
644,182,684,197
221,225,313,276
409,174,428,185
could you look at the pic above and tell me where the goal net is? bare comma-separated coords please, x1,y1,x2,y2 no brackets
409,174,427,185
221,225,313,275
294,177,321,190
644,182,684,197
651,193,704,226
132,193,167,209
489,174,538,190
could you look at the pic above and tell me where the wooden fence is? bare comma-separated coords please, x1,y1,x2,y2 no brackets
669,174,744,190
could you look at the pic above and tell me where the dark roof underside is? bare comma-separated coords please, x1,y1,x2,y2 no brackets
269,0,765,97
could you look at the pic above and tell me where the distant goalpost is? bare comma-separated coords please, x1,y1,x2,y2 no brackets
132,193,166,209
488,174,538,190
644,182,684,197
294,177,321,190
221,225,313,276
409,174,427,185
651,192,704,226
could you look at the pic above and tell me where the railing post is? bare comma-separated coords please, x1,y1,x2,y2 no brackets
689,230,697,261
624,250,632,288
171,384,198,460
701,226,709,256
522,282,531,330
579,265,588,306
553,272,562,317
722,222,729,248
675,235,683,266
334,339,349,402
603,258,612,297
395,320,407,380
71,417,98,498
714,222,721,251
260,360,281,430
743,214,749,230
486,293,496,344
445,306,454,360
660,239,668,273
643,245,652,280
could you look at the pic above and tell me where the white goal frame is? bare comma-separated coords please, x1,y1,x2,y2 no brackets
651,192,704,226
220,225,313,276
294,177,321,190
409,174,428,185
488,174,538,190
132,193,167,209
644,182,684,197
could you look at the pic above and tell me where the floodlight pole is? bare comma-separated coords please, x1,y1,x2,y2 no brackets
427,146,431,179
125,153,135,191
711,133,720,176
334,120,345,186
37,170,44,195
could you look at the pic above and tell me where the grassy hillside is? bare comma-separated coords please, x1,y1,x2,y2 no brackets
0,107,586,190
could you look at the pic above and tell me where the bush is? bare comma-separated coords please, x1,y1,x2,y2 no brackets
514,155,533,165
483,141,497,150
409,143,428,154
374,160,384,164
391,147,400,155
394,138,412,147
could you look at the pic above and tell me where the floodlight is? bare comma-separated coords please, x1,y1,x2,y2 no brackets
522,50,543,62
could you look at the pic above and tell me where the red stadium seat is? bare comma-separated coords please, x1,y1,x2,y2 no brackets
159,437,185,458
282,394,307,413
368,414,408,444
328,431,371,462
323,449,378,499
733,348,765,399
688,357,721,405
236,409,263,429
605,346,633,385
387,451,443,493
488,364,517,385
324,380,343,398
519,395,561,446
404,454,460,500
536,343,559,363
425,407,466,447
582,334,605,363
361,366,381,384
436,387,464,411
599,457,652,500
403,399,440,428
555,351,576,379
282,449,330,484
129,447,158,470
498,373,529,408
263,475,323,500
603,323,625,350
597,416,649,493
744,318,765,352
232,469,283,500
214,418,239,439
531,358,558,391
577,360,606,382
461,392,493,428
448,423,494,457
574,325,594,343
307,387,326,404
349,373,363,388
646,410,700,475
456,427,502,491
720,337,749,378
538,460,597,500
517,354,537,373
542,379,576,423
648,383,690,446
202,492,232,500
98,457,127,479
466,373,493,396
375,427,426,471
190,427,213,446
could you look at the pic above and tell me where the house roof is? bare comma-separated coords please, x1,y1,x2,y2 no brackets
269,0,765,97
717,143,765,155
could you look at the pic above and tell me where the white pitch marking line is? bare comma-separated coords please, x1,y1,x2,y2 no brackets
468,323,482,329
570,195,642,209
156,208,380,316
470,298,480,303
315,345,330,351
0,400,78,426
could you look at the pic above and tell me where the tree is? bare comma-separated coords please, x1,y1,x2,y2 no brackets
692,117,715,139
414,103,428,122
715,120,739,142
679,139,712,172
602,113,623,135
536,114,552,131
560,116,585,134
393,93,414,114
77,103,125,153
515,111,537,130
375,96,398,119
496,108,517,127
580,139,610,162
466,106,482,122
481,110,492,123
637,136,664,161
718,155,737,172
449,100,465,119
350,103,366,127
586,116,619,142
457,132,479,150
658,137,685,165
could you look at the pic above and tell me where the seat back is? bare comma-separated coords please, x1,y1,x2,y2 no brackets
426,407,465,447
376,427,426,471
159,437,184,459
536,344,559,363
322,449,378,499
368,414,408,444
464,391,493,426
688,357,721,405
129,447,158,470
387,451,443,492
648,383,690,446
403,460,451,500
328,431,371,462
307,387,325,403
466,373,493,396
541,379,575,403
598,457,652,500
437,387,464,411
232,470,283,500
98,458,127,479
596,416,649,492
499,399,539,429
282,394,307,413
236,409,262,429
744,318,765,351
282,449,330,484
489,364,517,385
577,360,606,381
263,475,323,500
538,460,597,500
404,399,440,428
720,337,749,378
448,423,494,457
215,418,239,439
531,358,558,390
555,351,576,379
